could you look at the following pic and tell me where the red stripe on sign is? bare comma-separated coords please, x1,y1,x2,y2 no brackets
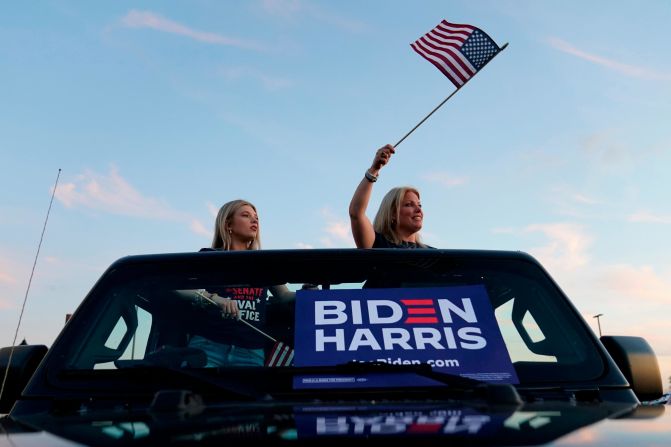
407,307,436,315
401,299,434,306
405,317,439,324
407,423,443,433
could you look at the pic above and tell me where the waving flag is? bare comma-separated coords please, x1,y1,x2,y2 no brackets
411,20,501,88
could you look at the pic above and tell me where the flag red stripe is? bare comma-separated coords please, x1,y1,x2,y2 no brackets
411,42,459,85
432,27,469,44
440,20,476,32
426,30,466,48
405,317,439,324
421,35,474,76
414,39,469,85
266,342,294,367
412,19,499,87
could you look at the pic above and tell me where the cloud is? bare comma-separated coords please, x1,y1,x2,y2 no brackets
260,0,302,19
295,242,314,249
259,0,368,33
207,202,220,218
0,271,16,286
491,227,515,234
597,264,671,304
55,166,213,238
56,166,184,221
422,172,468,188
580,131,631,166
571,193,598,205
0,256,20,309
218,66,294,91
524,223,592,272
544,186,601,219
548,37,671,81
317,207,353,248
628,211,671,224
121,10,265,51
190,219,211,238
0,256,19,286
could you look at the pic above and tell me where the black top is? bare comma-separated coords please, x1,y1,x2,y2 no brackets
372,232,434,249
198,248,270,349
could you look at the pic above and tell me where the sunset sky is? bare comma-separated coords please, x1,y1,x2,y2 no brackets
1,1,670,389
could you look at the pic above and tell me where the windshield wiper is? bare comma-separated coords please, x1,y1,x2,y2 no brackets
290,361,522,405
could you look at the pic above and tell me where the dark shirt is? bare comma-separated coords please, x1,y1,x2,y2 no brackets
197,248,270,349
372,232,433,249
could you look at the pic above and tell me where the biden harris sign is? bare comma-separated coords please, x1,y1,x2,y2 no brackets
294,286,518,388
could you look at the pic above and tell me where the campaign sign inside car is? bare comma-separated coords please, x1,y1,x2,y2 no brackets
294,286,518,388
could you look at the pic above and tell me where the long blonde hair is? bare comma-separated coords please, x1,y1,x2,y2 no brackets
212,200,261,250
373,186,423,246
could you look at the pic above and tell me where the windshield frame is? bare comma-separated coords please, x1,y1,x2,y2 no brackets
30,249,627,399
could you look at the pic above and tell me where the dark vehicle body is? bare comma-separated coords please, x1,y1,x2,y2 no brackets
1,249,667,446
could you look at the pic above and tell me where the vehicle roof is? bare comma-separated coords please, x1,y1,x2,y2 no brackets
109,248,541,268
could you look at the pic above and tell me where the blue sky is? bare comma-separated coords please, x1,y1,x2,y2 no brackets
1,1,670,388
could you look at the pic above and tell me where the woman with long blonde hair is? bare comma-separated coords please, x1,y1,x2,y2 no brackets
349,144,430,249
190,199,293,367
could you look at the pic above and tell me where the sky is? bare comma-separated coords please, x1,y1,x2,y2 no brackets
1,1,670,391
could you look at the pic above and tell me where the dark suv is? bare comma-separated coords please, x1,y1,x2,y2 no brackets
1,249,667,445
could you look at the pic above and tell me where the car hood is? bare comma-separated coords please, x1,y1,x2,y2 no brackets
2,401,668,446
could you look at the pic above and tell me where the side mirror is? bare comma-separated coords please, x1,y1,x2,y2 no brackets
0,345,48,413
600,336,663,402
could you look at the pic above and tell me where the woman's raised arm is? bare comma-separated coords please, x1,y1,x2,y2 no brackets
349,144,395,248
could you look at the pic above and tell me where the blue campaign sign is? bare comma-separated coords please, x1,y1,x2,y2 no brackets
294,286,518,388
294,406,513,438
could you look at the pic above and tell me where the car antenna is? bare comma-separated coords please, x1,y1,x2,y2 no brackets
0,169,61,403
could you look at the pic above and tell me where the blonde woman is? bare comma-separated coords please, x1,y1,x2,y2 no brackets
190,199,294,367
349,144,430,249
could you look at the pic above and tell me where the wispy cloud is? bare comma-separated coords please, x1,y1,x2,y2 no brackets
207,202,220,218
259,0,368,33
580,130,630,166
55,166,211,238
628,211,671,224
295,242,314,249
524,223,592,272
121,10,265,51
0,270,16,285
598,264,671,304
318,207,353,248
422,172,468,188
0,256,20,310
190,219,211,238
571,193,598,205
544,186,600,219
56,166,184,221
491,227,515,234
218,66,294,91
548,37,671,81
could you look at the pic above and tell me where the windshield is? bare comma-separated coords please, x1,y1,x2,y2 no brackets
50,251,604,389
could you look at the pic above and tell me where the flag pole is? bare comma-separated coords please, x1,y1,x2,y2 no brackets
194,290,277,342
394,42,508,148
235,318,278,343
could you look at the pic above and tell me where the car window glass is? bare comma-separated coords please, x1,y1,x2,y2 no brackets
52,256,604,385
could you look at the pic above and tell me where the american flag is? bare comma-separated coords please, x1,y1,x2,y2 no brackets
265,341,294,367
411,20,501,88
